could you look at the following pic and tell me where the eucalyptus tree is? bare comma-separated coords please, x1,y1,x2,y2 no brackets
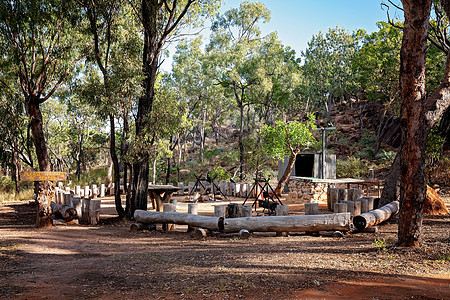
79,0,142,218
128,0,220,213
206,1,271,180
302,26,361,119
0,0,86,172
171,37,230,164
260,117,317,196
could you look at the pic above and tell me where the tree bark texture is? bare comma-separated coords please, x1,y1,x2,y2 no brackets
134,209,223,231
274,151,298,196
35,181,55,228
26,100,51,171
398,0,431,247
110,114,125,218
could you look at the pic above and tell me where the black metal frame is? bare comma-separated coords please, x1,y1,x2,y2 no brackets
242,177,283,213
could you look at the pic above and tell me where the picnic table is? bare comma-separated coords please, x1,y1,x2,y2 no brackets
148,184,180,211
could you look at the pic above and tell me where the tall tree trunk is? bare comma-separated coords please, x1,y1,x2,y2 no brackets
26,101,50,171
398,0,431,247
130,0,160,217
274,150,299,196
239,103,244,181
110,114,125,218
379,153,401,207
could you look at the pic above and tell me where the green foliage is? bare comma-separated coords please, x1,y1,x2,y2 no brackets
426,129,445,167
372,238,392,257
376,150,397,164
209,166,231,181
260,116,317,160
336,156,367,178
69,165,108,187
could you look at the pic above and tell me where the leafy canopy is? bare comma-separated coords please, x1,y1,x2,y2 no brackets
260,115,317,160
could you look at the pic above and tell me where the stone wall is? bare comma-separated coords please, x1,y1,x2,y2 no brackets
288,178,328,204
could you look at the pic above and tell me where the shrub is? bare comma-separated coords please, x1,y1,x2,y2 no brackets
337,156,367,178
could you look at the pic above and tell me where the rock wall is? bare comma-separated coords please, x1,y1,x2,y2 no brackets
288,179,328,204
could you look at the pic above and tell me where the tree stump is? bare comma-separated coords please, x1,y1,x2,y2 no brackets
338,188,348,202
162,203,176,231
35,181,55,228
348,188,364,201
84,186,90,198
334,203,347,213
227,203,240,218
327,187,339,211
305,203,319,215
187,203,198,232
353,200,362,216
89,200,101,225
82,198,91,223
72,197,82,218
275,205,289,236
359,198,369,213
344,201,355,217
178,182,185,196
75,186,81,197
214,205,227,218
239,205,252,217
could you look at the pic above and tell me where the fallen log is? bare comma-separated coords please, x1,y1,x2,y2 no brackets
50,201,78,221
352,201,399,231
134,210,224,231
222,213,351,233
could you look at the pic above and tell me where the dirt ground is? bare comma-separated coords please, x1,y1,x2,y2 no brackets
0,195,449,299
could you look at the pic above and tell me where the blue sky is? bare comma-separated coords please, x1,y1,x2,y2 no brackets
161,0,394,71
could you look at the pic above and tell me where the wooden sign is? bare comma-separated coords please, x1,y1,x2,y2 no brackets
20,171,67,182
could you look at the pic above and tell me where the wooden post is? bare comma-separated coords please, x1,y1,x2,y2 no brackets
241,183,248,198
348,188,364,201
214,205,227,218
239,205,252,217
178,182,184,195
63,192,71,206
344,201,355,217
187,203,198,232
365,196,375,211
89,200,101,225
163,203,176,231
234,183,241,197
338,188,348,202
275,205,289,236
227,203,240,218
188,182,195,194
92,184,98,199
327,187,339,211
305,203,319,215
109,183,115,195
100,184,106,198
359,198,369,213
82,197,91,223
334,203,347,213
84,186,90,198
72,197,82,219
75,186,81,197
354,200,362,216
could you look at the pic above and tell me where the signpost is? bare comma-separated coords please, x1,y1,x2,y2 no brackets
20,171,67,228
20,171,67,182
